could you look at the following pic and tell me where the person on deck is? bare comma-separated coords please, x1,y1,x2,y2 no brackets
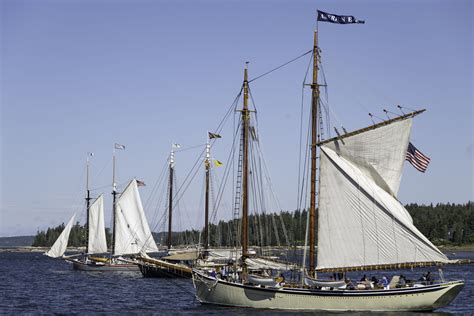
345,278,355,290
425,271,433,285
210,269,217,278
397,275,406,288
381,276,389,290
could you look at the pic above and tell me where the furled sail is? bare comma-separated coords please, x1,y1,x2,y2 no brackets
325,119,412,196
45,213,76,258
88,194,108,254
114,179,158,256
316,141,449,271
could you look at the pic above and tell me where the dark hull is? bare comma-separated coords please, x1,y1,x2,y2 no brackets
138,262,191,278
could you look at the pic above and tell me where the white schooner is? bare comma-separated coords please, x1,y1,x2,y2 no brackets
192,10,465,311
47,148,158,271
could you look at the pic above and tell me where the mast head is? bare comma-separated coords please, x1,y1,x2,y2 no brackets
170,143,180,168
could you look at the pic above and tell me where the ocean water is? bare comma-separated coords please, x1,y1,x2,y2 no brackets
0,251,473,315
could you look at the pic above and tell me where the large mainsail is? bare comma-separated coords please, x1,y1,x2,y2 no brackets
317,118,449,271
88,194,108,254
45,213,76,258
114,179,158,256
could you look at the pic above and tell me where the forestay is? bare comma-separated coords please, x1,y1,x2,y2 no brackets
114,179,158,256
88,194,108,254
45,213,76,258
317,120,449,270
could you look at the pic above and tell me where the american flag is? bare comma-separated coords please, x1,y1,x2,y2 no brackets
405,142,430,172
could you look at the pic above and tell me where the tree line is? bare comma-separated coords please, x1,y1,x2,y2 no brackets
33,202,473,248
32,223,111,247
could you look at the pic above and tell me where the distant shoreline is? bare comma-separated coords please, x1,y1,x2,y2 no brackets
437,244,474,252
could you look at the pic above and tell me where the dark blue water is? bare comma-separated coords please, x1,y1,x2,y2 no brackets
0,251,473,314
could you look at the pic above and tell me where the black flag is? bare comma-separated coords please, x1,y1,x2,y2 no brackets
208,132,222,139
317,10,365,24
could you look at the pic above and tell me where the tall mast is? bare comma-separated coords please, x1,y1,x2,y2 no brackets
85,153,92,254
203,140,210,251
167,148,175,250
309,30,319,276
111,149,117,256
241,63,250,263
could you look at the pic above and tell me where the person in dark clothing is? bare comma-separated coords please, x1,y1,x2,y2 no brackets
425,271,433,285
397,275,406,288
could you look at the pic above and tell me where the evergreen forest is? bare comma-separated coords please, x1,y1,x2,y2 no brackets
32,202,473,248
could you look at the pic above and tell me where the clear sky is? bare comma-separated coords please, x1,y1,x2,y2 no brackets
1,0,472,237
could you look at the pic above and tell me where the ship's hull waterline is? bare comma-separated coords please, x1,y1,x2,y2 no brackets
193,271,464,311
138,262,191,278
67,259,140,272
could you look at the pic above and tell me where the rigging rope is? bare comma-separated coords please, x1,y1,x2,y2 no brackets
248,49,313,83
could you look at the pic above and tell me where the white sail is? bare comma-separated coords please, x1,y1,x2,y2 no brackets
114,179,159,256
325,119,412,196
88,194,108,254
45,214,76,258
316,145,449,271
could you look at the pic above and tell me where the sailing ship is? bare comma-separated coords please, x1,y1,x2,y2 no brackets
137,138,236,278
47,149,158,271
138,145,195,278
191,11,465,311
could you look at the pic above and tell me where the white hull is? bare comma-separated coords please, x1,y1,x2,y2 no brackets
193,270,463,311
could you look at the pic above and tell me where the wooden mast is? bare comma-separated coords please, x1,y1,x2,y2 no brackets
241,63,250,264
167,149,175,250
309,30,319,276
203,140,210,251
111,150,117,256
85,153,92,255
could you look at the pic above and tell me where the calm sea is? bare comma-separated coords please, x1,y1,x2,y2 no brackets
0,251,473,315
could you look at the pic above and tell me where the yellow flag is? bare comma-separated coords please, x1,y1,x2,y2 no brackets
214,159,223,167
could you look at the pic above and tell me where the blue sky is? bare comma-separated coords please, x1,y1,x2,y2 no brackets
1,0,472,237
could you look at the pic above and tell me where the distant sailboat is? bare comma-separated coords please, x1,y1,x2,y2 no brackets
47,149,158,271
70,179,158,271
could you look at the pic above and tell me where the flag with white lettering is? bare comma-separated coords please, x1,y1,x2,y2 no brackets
405,142,430,173
317,10,365,24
